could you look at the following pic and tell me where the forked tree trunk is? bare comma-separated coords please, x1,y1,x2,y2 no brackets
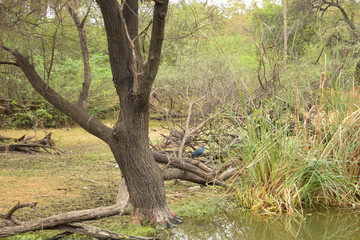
96,0,178,226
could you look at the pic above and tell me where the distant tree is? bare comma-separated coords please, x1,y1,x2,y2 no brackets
283,0,287,66
308,0,360,80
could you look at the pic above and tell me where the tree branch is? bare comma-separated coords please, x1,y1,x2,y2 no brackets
67,2,92,109
0,44,112,143
119,0,140,94
152,151,227,187
143,0,169,92
0,205,124,238
0,202,37,222
0,61,19,66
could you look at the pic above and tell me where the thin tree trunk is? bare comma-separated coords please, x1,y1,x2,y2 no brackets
67,3,92,109
283,0,288,67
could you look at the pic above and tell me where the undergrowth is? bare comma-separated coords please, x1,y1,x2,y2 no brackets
211,76,360,214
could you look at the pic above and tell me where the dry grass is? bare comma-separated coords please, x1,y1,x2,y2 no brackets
0,125,226,238
0,127,119,219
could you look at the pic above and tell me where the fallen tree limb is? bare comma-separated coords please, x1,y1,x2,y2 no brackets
0,133,61,154
0,204,124,238
152,151,228,187
0,143,62,154
218,167,238,181
0,202,37,221
0,202,156,239
50,222,156,240
162,168,209,184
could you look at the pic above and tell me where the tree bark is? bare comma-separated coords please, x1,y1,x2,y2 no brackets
96,0,179,226
67,3,92,109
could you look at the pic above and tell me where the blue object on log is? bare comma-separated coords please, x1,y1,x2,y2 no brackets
192,144,205,157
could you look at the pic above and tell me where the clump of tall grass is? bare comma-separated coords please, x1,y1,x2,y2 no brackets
212,75,360,214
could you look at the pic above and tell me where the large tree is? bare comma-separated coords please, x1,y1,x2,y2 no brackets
0,0,180,227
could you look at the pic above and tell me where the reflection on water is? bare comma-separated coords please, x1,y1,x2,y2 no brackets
157,209,360,240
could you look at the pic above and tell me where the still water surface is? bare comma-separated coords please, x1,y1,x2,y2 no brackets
157,209,360,240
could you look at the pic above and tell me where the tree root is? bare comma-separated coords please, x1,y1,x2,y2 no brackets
131,207,182,229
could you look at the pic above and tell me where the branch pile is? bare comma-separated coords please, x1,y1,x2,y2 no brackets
0,132,61,154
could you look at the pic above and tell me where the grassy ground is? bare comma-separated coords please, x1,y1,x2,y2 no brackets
0,126,228,239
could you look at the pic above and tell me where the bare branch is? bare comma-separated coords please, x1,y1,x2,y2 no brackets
0,44,112,143
80,1,93,28
0,61,19,66
0,205,123,238
143,0,169,90
153,151,228,187
178,92,205,157
0,202,37,221
67,2,92,108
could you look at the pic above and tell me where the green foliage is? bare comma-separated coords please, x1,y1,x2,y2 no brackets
250,1,317,57
210,81,360,213
0,101,68,129
174,193,230,217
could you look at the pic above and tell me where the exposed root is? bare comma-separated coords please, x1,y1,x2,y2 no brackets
131,207,182,229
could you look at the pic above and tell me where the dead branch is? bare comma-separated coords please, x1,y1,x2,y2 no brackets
0,202,37,227
162,168,209,185
0,202,37,221
0,204,125,238
50,222,155,240
67,2,92,109
116,177,130,211
153,151,228,187
0,202,154,239
0,133,61,154
178,90,205,157
218,167,238,181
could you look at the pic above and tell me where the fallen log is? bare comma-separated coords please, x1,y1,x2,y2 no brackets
152,151,228,187
162,168,209,185
49,222,156,240
0,204,123,238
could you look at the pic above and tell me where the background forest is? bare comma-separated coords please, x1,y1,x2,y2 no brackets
1,0,360,215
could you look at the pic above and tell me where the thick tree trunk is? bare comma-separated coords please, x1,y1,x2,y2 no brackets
109,107,179,226
97,0,178,227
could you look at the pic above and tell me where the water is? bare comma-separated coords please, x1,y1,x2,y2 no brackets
157,209,360,240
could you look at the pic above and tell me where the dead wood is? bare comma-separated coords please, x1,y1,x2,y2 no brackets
0,202,38,227
152,151,228,187
0,133,61,154
0,204,126,238
0,202,37,221
0,151,236,238
49,222,156,240
218,167,238,181
162,168,209,184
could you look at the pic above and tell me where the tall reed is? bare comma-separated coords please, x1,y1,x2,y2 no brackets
212,74,360,213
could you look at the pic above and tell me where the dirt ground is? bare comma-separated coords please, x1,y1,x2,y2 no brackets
0,126,227,238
